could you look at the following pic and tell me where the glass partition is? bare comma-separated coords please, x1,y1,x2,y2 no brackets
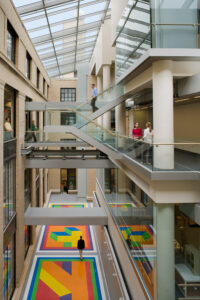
116,0,151,80
116,0,199,80
101,168,156,299
3,159,16,228
175,205,200,299
151,0,198,48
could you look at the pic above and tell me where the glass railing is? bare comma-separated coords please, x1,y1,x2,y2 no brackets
24,131,83,144
81,122,200,172
100,168,156,300
45,82,124,129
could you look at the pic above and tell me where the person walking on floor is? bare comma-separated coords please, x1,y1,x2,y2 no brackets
77,236,85,260
91,83,98,112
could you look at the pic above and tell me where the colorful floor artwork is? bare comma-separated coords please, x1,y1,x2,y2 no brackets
49,203,87,208
120,225,154,249
24,256,105,300
108,203,135,211
120,225,156,299
39,225,93,251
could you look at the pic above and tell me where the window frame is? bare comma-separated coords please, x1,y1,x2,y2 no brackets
26,51,31,80
7,21,17,64
60,88,76,102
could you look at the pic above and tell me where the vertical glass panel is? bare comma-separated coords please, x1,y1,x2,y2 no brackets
4,85,16,141
3,160,16,228
116,0,151,80
102,168,157,299
175,205,200,299
151,0,198,48
3,239,15,300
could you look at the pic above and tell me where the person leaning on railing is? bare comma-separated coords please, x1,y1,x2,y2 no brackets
143,122,153,164
132,122,143,139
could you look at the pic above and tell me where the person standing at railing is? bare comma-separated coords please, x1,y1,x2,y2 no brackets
132,122,142,139
143,122,153,164
4,117,13,140
31,120,37,142
91,83,98,112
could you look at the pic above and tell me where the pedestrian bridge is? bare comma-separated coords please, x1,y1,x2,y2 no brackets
24,207,108,225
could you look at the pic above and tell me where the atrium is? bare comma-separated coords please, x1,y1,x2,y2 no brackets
1,0,200,300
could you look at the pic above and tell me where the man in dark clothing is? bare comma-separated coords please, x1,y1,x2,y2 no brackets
77,236,85,260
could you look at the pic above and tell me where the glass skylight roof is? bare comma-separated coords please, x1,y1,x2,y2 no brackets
13,0,111,77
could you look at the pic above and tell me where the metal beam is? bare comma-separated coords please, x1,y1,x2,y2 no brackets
32,20,101,45
25,158,112,168
18,0,106,17
25,207,108,225
42,0,61,76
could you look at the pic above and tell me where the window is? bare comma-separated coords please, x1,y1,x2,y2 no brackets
36,68,40,89
61,112,76,125
61,169,76,190
7,21,17,64
3,159,16,228
26,52,31,79
43,78,45,95
60,88,76,102
47,84,49,98
4,85,16,141
24,225,31,258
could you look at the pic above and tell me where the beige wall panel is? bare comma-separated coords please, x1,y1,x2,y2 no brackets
0,8,6,54
174,102,200,153
48,169,60,190
87,169,96,197
133,110,152,130
31,60,37,87
17,39,26,75
49,79,77,102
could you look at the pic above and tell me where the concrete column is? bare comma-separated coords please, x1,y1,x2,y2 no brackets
156,204,175,300
44,169,48,205
39,111,43,207
128,109,134,136
97,75,103,126
15,92,25,285
153,60,174,169
103,65,111,130
31,168,36,243
0,80,5,300
78,169,88,200
115,101,126,148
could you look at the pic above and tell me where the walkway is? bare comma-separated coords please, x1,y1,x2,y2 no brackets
22,194,127,300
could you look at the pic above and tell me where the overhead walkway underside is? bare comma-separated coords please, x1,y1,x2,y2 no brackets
25,207,108,225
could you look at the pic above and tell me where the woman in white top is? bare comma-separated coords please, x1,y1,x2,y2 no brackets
143,122,153,143
143,122,153,164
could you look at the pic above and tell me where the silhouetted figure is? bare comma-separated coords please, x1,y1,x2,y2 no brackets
77,236,85,260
